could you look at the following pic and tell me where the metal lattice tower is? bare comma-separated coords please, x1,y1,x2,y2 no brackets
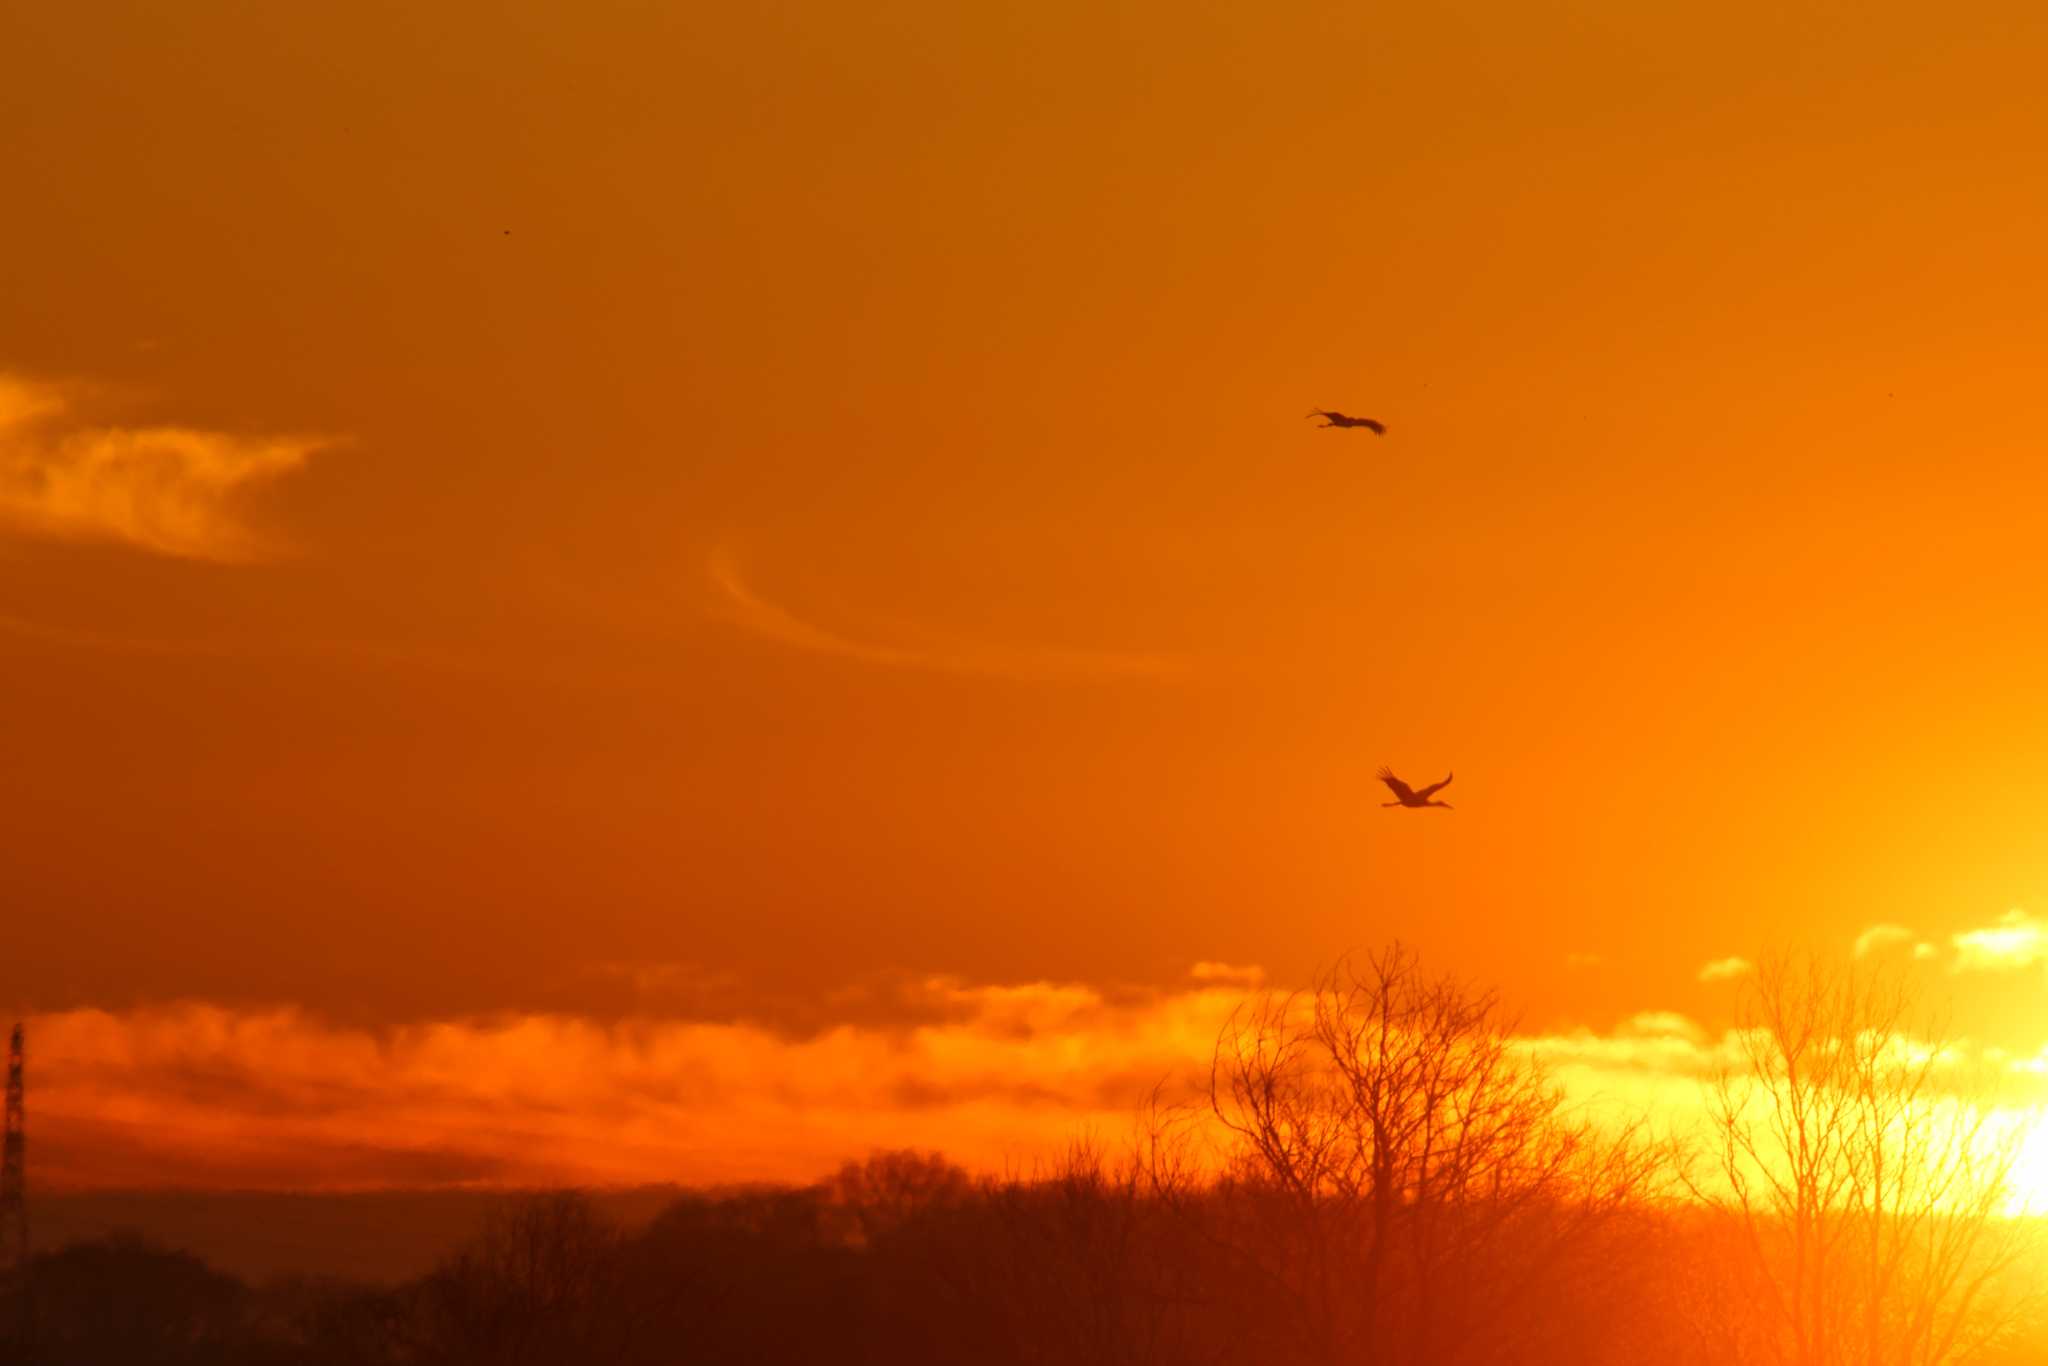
0,1024,24,1275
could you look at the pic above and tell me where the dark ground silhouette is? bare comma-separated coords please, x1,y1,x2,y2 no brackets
6,1160,2046,1366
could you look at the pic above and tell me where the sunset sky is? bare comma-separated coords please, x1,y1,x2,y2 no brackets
7,0,2048,1190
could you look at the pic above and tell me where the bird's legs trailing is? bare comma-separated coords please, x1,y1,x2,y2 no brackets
1307,408,1386,433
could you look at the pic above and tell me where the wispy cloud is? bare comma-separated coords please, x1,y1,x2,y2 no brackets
0,372,331,561
1697,956,1754,982
1621,1010,1705,1040
1520,1012,1726,1122
1952,910,2048,974
1189,961,1265,987
1854,923,1916,958
706,546,1180,682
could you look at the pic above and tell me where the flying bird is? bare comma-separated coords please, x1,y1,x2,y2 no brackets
1307,409,1385,434
1377,767,1453,809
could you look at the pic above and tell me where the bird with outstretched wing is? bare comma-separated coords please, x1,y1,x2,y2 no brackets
1377,767,1454,809
1307,409,1386,434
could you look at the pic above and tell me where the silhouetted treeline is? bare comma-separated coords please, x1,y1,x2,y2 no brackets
5,1161,2043,1366
2,946,2044,1364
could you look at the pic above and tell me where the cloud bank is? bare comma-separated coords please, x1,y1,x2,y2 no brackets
22,974,1248,1191
0,372,329,560
24,962,2039,1195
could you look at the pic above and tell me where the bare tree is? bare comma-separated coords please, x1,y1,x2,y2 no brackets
1702,952,2030,1366
1208,943,1664,1365
824,1149,974,1247
413,1191,634,1366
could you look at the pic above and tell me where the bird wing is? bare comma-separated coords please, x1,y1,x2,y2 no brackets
1360,418,1386,434
1376,767,1417,801
1416,771,1453,799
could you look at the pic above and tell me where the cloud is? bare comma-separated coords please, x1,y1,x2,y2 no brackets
706,546,1180,682
1563,952,1605,970
1697,956,1754,982
1952,910,2048,974
0,372,330,560
17,981,1260,1191
20,970,2042,1194
1189,962,1265,986
1620,1010,1704,1040
1854,923,1916,958
1518,1014,1726,1123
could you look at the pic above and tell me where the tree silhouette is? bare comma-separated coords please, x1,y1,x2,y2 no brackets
1700,952,2033,1366
1208,944,1666,1365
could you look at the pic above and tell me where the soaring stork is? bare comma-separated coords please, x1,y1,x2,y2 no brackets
1377,767,1453,809
1307,409,1385,434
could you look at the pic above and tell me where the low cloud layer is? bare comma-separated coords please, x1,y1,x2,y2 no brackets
21,974,1247,1191
18,961,2048,1194
0,372,328,560
1697,956,1754,982
9,966,2033,1195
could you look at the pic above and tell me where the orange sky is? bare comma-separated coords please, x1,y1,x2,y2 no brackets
7,0,2048,1187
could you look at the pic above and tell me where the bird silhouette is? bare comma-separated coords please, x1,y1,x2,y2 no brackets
1307,409,1385,433
1377,767,1453,809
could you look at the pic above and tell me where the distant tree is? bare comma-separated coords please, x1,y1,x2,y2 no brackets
413,1191,634,1366
623,1186,873,1365
823,1149,973,1246
1701,952,2031,1366
966,1137,1232,1366
21,1232,249,1365
261,1274,413,1366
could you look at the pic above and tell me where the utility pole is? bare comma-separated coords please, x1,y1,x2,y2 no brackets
0,1024,24,1276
